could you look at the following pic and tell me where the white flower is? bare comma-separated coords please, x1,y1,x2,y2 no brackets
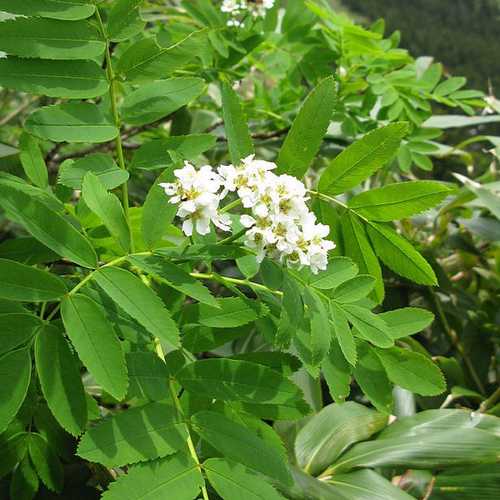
160,162,231,237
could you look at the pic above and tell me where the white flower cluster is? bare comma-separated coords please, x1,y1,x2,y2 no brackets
221,0,275,27
160,156,335,274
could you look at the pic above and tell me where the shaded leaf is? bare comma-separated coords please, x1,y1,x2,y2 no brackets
19,133,48,188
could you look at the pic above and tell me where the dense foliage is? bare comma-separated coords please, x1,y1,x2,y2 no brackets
342,0,500,91
0,0,499,499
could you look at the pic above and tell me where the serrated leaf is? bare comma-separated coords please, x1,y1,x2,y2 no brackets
319,123,408,195
342,304,393,348
295,402,388,476
19,133,48,188
58,153,128,190
309,257,358,290
0,58,108,99
375,347,446,396
333,275,375,303
0,17,104,59
116,30,208,82
330,302,356,366
61,294,128,401
101,453,203,500
205,458,286,500
277,271,303,347
366,221,437,285
177,358,305,405
221,81,254,164
77,402,188,467
340,213,384,303
0,183,97,268
353,341,393,414
130,135,216,171
197,297,266,328
0,0,95,20
322,340,352,403
277,77,336,178
0,258,66,302
0,237,58,266
192,411,292,485
93,267,180,349
128,254,218,307
28,433,63,493
348,181,452,221
378,307,434,339
0,349,31,433
155,243,250,261
0,313,41,355
0,432,29,479
26,103,118,144
82,172,130,252
10,456,39,500
35,324,87,437
126,351,170,402
122,77,205,126
107,0,144,42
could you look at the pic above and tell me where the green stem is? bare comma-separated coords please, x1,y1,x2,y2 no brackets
479,386,500,413
219,198,242,213
95,6,134,252
308,189,369,223
154,340,210,500
218,228,246,245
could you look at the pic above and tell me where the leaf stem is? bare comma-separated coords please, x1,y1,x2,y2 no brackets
479,386,500,413
95,6,134,252
154,339,210,500
219,198,242,213
218,228,246,245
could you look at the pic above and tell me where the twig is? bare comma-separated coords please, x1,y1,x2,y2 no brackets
479,386,500,413
0,95,40,126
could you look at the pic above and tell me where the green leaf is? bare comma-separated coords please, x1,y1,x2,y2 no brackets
454,173,500,220
130,135,216,171
0,17,104,59
205,458,286,500
348,181,452,221
28,433,63,493
322,340,352,403
378,307,434,339
0,237,58,266
177,358,305,405
0,258,66,302
107,0,144,42
342,304,393,348
122,77,205,126
277,77,336,178
330,302,356,366
61,294,128,401
309,257,358,290
366,221,438,285
221,81,254,164
0,58,108,99
0,0,95,20
101,453,204,500
10,456,39,500
93,267,180,349
141,168,177,248
333,275,375,303
0,349,31,433
18,133,48,188
155,244,250,262
82,172,131,252
58,153,128,190
434,76,467,97
77,402,188,467
295,402,388,476
375,347,445,396
0,432,29,480
340,213,384,303
196,297,266,328
35,324,87,436
192,411,292,485
128,254,218,307
126,351,170,402
277,271,303,347
331,428,500,473
0,313,41,355
319,123,408,195
25,103,118,144
116,29,208,82
328,470,414,500
353,342,393,414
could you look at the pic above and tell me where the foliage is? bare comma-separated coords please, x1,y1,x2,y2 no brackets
0,0,499,499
